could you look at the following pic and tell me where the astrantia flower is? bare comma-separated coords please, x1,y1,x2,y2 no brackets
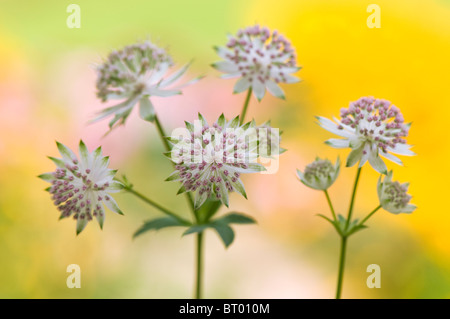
212,25,301,101
166,113,269,209
94,40,200,129
317,97,415,174
377,171,416,214
297,157,340,191
38,141,124,234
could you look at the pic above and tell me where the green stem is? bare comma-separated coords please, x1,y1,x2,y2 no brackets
324,190,337,221
359,205,382,226
345,167,362,230
335,166,363,299
239,88,253,124
124,186,190,225
154,114,171,153
195,232,204,299
335,236,347,299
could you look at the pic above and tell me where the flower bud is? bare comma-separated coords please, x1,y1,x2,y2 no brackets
377,171,416,214
297,157,340,190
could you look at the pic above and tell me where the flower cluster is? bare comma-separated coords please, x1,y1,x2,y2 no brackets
213,25,300,101
317,96,414,174
166,114,273,209
377,171,416,214
297,158,340,191
94,40,198,128
38,141,123,234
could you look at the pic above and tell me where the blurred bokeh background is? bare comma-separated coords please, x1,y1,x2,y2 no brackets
1,0,450,298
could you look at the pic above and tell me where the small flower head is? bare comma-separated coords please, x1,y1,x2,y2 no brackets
38,141,124,235
166,113,274,209
94,40,200,129
317,96,415,174
212,25,301,101
297,157,340,190
377,171,416,214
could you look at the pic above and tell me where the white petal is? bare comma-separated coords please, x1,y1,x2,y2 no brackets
346,145,364,167
103,196,123,215
159,63,190,88
316,116,354,138
252,80,266,101
325,138,350,148
283,74,300,84
145,88,181,97
56,142,77,163
213,46,230,59
95,206,105,229
380,151,403,165
387,143,415,156
221,72,241,79
349,136,364,149
90,96,138,123
139,97,155,122
76,216,89,235
212,61,239,74
265,80,285,99
368,147,388,174
149,62,170,83
359,143,371,167
194,190,208,210
233,78,251,94
78,140,90,169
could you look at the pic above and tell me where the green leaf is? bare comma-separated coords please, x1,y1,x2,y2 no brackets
216,212,256,225
317,214,343,236
346,224,368,236
183,224,210,236
196,198,222,223
211,222,235,248
133,216,187,239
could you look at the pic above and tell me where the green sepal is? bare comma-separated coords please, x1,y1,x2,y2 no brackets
133,216,188,239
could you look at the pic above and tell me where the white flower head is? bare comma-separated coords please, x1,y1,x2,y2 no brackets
39,141,124,235
166,113,274,209
377,171,416,214
212,25,301,101
297,157,340,191
94,40,201,129
317,97,415,174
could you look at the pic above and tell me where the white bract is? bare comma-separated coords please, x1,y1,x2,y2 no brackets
317,97,415,174
94,40,200,129
166,113,278,209
212,25,301,101
297,157,340,191
377,171,416,214
39,141,123,234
